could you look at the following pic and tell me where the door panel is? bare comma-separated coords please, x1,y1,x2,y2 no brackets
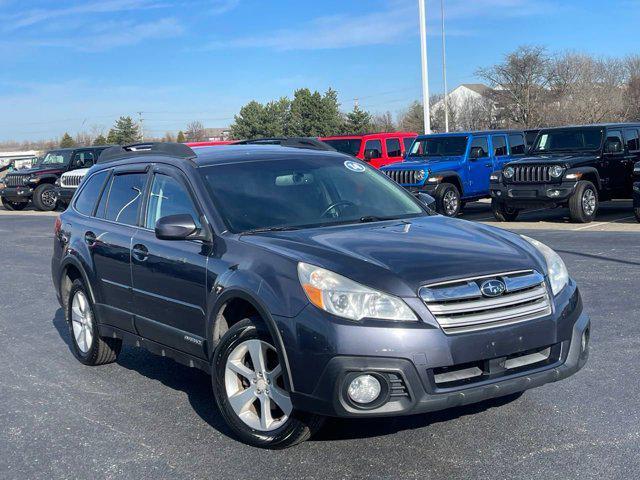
468,136,490,195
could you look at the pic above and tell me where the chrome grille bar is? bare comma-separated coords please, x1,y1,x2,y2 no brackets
4,175,29,187
382,169,422,185
511,165,551,183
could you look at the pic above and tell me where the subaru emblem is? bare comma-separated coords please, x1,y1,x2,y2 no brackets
480,279,506,297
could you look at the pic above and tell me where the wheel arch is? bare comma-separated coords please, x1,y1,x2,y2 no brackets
435,170,464,195
59,255,98,307
567,167,602,191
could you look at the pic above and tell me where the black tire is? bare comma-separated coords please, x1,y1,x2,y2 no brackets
1,197,28,211
491,199,520,222
634,207,640,223
66,279,121,366
435,183,461,217
568,180,598,223
32,183,57,211
212,318,324,449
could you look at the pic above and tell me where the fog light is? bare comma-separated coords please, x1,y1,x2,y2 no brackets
347,374,381,404
548,189,561,197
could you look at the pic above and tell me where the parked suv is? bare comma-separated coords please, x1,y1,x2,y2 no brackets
634,161,640,222
1,146,110,211
491,124,640,222
321,132,417,168
380,130,527,216
55,168,91,208
51,142,589,448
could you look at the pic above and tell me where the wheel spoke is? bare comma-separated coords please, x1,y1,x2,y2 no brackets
228,387,256,415
268,364,282,380
228,360,254,380
77,293,87,314
84,326,93,350
268,385,293,415
259,396,274,430
247,340,266,372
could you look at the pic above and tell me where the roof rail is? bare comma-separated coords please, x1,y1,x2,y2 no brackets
97,142,197,164
234,137,336,151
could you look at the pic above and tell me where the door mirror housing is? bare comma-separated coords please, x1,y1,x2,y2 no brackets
634,161,640,177
414,192,437,213
604,138,623,155
469,146,485,159
155,214,199,240
364,149,381,161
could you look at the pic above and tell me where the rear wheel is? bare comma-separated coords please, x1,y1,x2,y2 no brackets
1,197,28,211
568,181,598,223
66,279,121,365
32,183,57,211
435,183,461,217
212,318,324,448
491,199,520,222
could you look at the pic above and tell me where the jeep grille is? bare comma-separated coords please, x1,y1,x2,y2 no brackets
383,169,423,185
4,174,29,187
61,174,84,188
511,165,552,183
419,270,552,334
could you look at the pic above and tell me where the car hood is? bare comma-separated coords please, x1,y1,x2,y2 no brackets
240,216,545,297
508,152,598,167
62,168,89,177
7,165,64,175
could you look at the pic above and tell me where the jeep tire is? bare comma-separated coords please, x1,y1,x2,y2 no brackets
212,318,324,449
491,199,520,222
32,183,57,211
1,197,28,211
435,183,461,217
569,181,598,223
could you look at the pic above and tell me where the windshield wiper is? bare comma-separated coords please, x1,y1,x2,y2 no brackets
241,226,300,235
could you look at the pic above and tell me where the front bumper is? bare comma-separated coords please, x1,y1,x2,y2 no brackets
490,180,577,209
281,281,589,418
55,186,75,204
406,183,437,195
0,186,33,201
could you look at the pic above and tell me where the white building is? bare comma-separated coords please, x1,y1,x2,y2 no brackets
432,83,493,113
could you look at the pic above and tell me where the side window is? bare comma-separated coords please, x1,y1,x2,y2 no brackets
623,129,639,152
145,173,201,230
403,137,415,153
508,134,526,155
605,130,624,154
72,151,95,169
102,173,147,226
492,135,507,156
364,139,382,159
74,171,109,216
470,137,488,158
385,138,402,157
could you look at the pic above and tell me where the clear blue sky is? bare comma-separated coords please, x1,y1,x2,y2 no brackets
1,0,639,141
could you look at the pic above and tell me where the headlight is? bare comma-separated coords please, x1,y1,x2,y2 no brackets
414,170,426,182
549,165,565,178
55,178,61,187
521,235,569,295
297,262,417,322
29,175,41,184
503,166,515,179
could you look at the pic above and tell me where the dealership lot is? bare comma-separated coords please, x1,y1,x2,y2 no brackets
1,210,639,479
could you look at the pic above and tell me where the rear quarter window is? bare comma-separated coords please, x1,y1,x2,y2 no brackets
74,171,109,216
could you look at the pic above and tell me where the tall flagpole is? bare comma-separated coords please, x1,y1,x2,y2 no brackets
418,0,431,134
441,0,449,132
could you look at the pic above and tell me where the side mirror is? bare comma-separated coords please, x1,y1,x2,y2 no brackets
604,139,622,154
402,151,407,159
364,149,381,161
469,146,483,159
414,192,437,213
634,162,640,176
155,214,198,240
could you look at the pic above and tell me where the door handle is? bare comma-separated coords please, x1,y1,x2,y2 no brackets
84,231,96,246
132,244,149,262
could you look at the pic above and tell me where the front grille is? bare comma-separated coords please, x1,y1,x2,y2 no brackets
511,165,552,183
61,174,84,188
383,169,424,185
388,373,409,398
4,174,29,187
419,270,552,334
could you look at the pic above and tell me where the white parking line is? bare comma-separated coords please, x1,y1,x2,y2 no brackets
572,216,636,231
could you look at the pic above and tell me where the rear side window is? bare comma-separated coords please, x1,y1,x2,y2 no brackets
385,138,402,157
364,139,382,159
470,137,489,158
508,134,526,155
74,171,108,216
403,137,414,152
145,174,201,229
102,173,147,226
492,135,507,156
623,129,639,152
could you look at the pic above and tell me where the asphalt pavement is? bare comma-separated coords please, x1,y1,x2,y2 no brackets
1,209,639,480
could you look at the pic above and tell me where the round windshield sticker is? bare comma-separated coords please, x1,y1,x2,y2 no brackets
344,160,366,172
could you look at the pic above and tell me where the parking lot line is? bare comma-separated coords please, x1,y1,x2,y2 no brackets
572,216,636,231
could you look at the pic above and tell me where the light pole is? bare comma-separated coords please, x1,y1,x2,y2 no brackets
440,0,449,132
418,0,431,134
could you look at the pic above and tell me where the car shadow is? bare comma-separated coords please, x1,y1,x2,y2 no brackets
52,308,521,444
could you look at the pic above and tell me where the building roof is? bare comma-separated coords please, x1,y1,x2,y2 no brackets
458,83,491,95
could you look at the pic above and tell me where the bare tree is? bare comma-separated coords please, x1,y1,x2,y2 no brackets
371,111,396,132
185,121,206,142
625,55,640,121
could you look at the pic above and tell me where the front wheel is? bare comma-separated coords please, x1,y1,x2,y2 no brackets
1,197,28,211
491,199,520,222
568,181,598,223
435,183,461,217
212,318,324,448
32,183,57,211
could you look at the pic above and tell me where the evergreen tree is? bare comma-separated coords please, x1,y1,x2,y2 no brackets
176,131,186,143
93,134,107,146
343,105,373,134
106,129,118,144
230,101,268,139
60,132,76,148
108,116,140,145
289,88,343,136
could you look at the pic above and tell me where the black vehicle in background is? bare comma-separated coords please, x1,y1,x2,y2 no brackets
490,124,640,223
0,146,111,211
633,161,640,222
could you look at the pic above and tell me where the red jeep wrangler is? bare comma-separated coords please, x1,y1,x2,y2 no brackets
321,132,417,168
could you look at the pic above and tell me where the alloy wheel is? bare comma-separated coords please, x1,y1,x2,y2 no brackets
582,188,596,216
224,339,292,431
443,190,459,216
41,189,57,208
71,291,93,353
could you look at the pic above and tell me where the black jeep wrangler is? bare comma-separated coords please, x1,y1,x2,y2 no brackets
0,146,110,211
634,161,640,222
490,124,640,223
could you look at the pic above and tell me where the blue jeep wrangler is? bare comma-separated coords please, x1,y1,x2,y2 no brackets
380,130,527,217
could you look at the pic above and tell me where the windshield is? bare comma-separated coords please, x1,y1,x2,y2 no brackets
322,139,362,156
532,128,603,153
200,156,425,232
40,150,72,165
410,136,468,156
